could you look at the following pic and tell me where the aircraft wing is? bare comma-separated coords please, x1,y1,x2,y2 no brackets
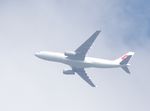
74,68,95,87
75,30,101,60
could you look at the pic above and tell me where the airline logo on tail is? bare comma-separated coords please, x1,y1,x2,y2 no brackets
120,52,135,65
114,52,135,74
121,54,128,60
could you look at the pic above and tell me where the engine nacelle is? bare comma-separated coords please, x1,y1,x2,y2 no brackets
64,51,76,57
63,69,75,75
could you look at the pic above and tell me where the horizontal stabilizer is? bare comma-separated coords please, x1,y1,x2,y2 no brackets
121,66,130,74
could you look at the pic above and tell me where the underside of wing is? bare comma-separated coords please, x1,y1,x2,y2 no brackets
75,31,100,60
74,68,95,87
67,31,100,60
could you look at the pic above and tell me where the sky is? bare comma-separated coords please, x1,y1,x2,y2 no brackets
0,0,150,111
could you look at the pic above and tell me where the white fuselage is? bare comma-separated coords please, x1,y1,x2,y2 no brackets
35,51,123,69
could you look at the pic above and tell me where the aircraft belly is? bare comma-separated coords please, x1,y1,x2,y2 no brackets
63,60,91,68
90,63,120,68
62,59,120,68
43,56,89,68
43,56,120,69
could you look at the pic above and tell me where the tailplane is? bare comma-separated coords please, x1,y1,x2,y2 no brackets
115,52,135,74
122,66,130,74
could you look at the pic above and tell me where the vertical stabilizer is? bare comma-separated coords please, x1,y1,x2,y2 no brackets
115,52,135,74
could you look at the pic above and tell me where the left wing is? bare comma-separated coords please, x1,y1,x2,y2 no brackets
73,68,95,87
67,31,100,60
74,31,100,60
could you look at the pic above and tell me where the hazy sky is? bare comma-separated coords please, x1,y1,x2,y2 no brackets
0,0,150,111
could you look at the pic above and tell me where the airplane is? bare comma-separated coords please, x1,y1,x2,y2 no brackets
35,31,135,87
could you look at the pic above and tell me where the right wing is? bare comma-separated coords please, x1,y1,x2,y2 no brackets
73,68,95,87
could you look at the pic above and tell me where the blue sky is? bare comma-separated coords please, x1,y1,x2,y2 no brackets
0,0,150,111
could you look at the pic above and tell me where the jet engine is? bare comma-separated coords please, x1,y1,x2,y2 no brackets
64,51,76,57
63,69,75,75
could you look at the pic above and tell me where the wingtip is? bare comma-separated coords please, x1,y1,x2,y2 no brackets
91,84,96,87
94,30,101,36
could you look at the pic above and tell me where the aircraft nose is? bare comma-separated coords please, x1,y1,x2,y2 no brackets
35,52,41,57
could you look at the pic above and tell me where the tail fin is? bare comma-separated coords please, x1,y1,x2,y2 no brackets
115,52,135,74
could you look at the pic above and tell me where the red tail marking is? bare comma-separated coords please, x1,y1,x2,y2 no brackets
121,55,128,60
